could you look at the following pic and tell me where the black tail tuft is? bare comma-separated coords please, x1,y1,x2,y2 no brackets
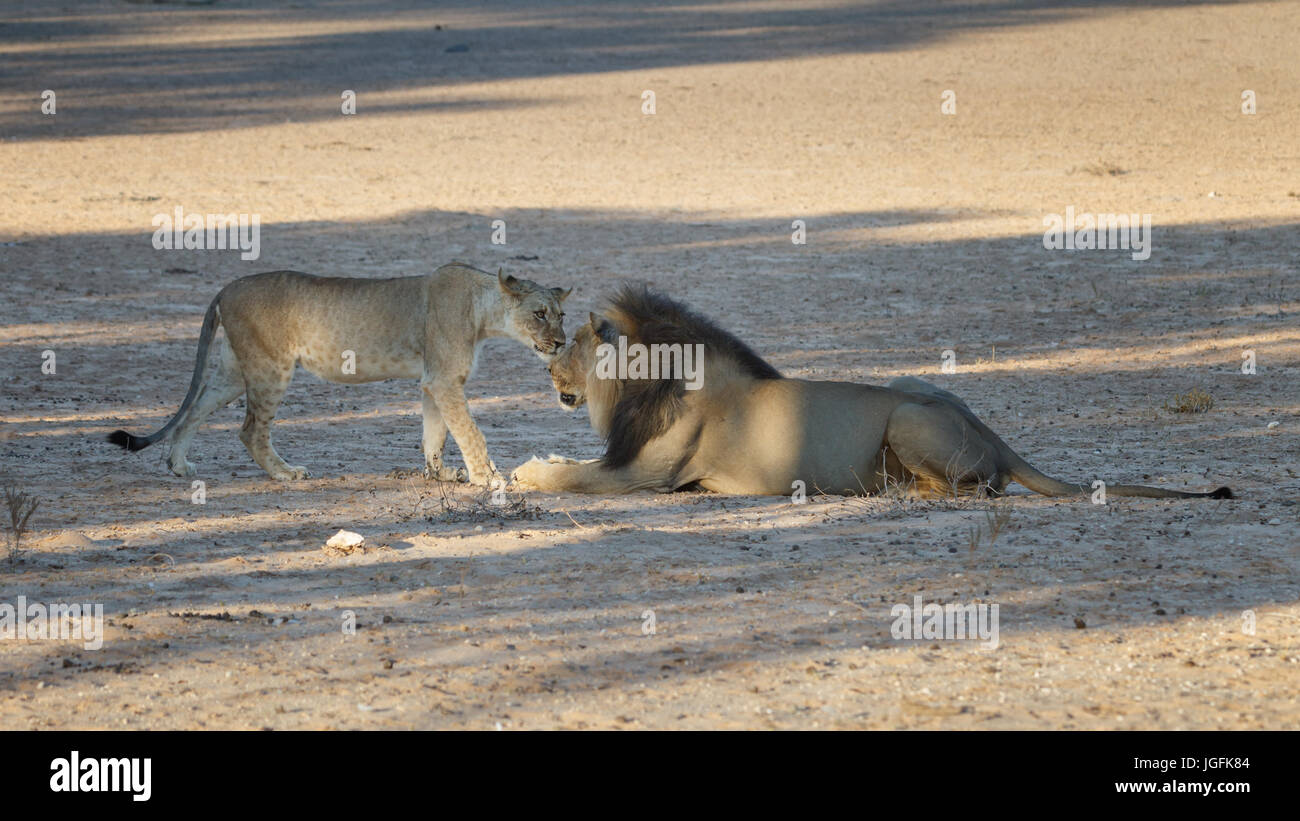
107,430,151,452
1208,486,1234,500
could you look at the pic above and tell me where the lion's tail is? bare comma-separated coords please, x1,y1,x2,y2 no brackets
1004,451,1232,500
107,297,222,453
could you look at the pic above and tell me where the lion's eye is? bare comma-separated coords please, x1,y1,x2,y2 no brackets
534,309,546,320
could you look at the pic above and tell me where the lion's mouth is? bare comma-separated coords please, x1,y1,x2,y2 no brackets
559,392,581,408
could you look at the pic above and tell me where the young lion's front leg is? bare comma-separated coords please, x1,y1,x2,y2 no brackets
420,391,467,482
423,379,502,487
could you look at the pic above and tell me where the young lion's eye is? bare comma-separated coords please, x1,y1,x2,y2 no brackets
534,309,547,320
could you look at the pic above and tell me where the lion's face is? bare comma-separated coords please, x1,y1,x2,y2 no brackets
499,271,570,360
548,322,598,410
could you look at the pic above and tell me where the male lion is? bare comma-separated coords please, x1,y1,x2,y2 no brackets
511,286,1232,500
109,263,570,484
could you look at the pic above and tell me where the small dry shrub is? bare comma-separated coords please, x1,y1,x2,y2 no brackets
3,485,38,569
1166,388,1214,414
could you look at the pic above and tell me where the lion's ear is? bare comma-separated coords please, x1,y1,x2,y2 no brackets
589,313,618,344
553,286,573,303
498,268,525,296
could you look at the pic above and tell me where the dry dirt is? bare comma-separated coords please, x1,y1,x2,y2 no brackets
0,0,1297,730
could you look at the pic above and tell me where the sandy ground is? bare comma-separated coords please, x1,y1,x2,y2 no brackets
0,0,1297,730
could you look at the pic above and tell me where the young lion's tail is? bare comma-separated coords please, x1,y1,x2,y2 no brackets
107,298,222,453
1004,451,1233,500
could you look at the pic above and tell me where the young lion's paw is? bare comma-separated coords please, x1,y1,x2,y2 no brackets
466,465,505,488
168,459,197,478
422,465,468,483
272,465,312,481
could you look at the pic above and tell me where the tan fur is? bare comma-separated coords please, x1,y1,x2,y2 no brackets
110,263,570,484
514,312,1231,501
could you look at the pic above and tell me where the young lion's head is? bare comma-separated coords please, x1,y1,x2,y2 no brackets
498,269,571,360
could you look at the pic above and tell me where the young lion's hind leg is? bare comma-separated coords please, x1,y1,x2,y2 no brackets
239,359,308,480
167,338,246,477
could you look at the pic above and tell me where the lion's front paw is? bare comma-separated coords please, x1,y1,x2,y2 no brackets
510,456,548,490
545,453,599,466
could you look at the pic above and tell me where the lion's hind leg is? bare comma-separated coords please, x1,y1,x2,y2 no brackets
869,445,922,498
883,402,1001,499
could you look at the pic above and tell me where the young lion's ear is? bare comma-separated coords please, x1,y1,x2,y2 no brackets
552,286,572,303
497,268,525,296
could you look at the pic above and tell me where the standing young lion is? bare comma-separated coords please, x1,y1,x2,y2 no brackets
513,286,1232,501
109,263,570,484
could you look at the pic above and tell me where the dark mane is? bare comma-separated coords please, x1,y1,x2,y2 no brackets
602,285,781,469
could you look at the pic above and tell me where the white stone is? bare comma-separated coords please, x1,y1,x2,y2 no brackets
326,530,365,549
